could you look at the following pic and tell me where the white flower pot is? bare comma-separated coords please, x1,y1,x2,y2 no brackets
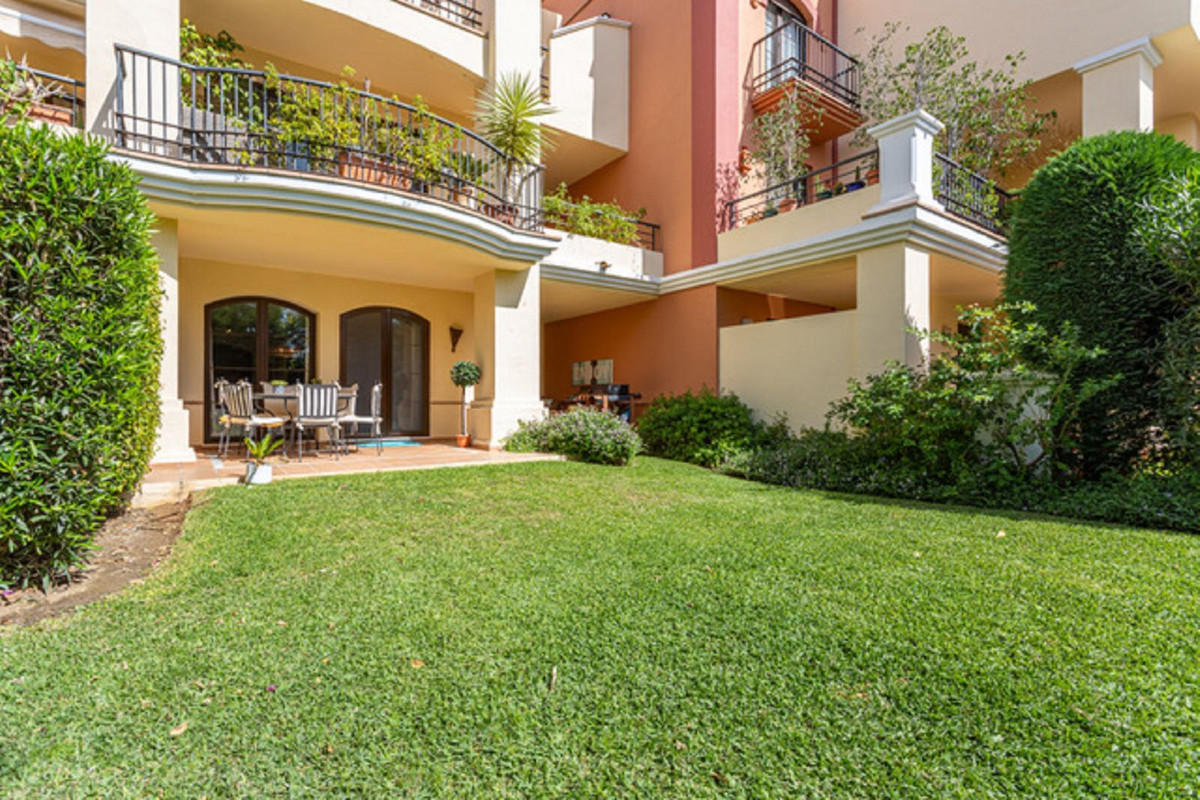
245,462,273,486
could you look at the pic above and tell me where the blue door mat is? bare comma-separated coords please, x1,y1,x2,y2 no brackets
369,438,421,448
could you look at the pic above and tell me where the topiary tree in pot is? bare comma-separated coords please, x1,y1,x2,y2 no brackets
450,360,482,447
0,122,162,588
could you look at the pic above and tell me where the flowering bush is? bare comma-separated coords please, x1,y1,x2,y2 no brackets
505,408,640,466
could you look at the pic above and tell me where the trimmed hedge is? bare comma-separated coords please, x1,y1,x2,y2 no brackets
636,388,787,468
0,123,162,586
506,408,641,465
1004,132,1200,474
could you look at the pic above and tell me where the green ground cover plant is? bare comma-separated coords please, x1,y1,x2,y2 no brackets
0,123,161,587
506,407,640,465
1,460,1197,796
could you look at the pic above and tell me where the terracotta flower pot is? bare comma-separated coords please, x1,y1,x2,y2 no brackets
455,434,471,448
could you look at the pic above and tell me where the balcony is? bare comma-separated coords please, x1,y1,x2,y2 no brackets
934,154,1016,236
6,62,85,128
724,150,878,232
391,0,482,29
749,21,863,143
111,46,543,232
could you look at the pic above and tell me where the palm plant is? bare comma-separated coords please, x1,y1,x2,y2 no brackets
473,72,554,204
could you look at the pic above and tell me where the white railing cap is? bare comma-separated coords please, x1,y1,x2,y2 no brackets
867,108,945,140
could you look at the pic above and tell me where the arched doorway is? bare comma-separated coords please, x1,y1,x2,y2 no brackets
205,296,316,442
340,307,430,436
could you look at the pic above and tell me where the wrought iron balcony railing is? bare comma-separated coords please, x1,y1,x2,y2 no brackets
750,21,860,108
539,203,660,251
112,46,543,231
724,150,878,231
934,153,1016,235
5,62,85,127
393,0,482,29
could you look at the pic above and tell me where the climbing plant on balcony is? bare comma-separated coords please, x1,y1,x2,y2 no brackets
542,183,644,246
852,23,1053,179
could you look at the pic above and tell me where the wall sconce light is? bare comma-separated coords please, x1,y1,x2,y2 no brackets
449,325,464,352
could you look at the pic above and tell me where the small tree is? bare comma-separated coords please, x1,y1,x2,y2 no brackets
473,72,554,204
744,83,824,198
853,23,1052,178
450,360,482,438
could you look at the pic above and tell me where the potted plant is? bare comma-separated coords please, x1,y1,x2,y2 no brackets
269,379,288,395
244,434,283,486
778,195,798,213
450,360,481,447
816,180,835,201
474,72,554,223
762,203,779,219
449,152,487,208
845,166,867,192
0,57,68,126
865,153,880,185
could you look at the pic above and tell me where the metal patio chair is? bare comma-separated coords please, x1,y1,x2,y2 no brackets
292,383,342,462
217,380,287,458
338,382,384,455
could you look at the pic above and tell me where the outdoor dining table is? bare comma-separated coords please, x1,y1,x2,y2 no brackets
251,388,357,454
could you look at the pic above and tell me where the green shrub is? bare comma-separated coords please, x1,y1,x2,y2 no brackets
1004,131,1200,474
542,183,644,246
637,388,787,468
0,123,162,587
506,408,640,466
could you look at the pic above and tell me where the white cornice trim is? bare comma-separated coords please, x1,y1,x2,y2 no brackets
112,154,556,264
539,263,659,294
550,15,632,38
662,206,1006,294
1074,37,1164,74
868,108,944,139
0,5,85,50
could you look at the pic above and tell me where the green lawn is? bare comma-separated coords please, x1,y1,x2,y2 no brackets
2,459,1198,797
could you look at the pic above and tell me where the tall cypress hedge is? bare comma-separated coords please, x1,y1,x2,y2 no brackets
1004,132,1200,475
0,123,162,586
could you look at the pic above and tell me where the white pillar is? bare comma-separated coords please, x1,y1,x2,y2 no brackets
472,265,544,447
867,109,945,212
1074,38,1161,137
150,219,196,464
855,243,932,375
487,0,541,83
85,0,179,137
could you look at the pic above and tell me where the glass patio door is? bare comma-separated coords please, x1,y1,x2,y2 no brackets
765,1,805,88
206,297,314,440
340,307,429,436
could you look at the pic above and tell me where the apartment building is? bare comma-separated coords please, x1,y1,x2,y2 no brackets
2,0,1197,462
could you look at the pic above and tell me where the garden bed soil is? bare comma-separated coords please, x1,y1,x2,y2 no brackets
0,499,189,628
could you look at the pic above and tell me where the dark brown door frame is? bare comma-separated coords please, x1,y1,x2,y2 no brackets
203,296,316,443
338,306,431,437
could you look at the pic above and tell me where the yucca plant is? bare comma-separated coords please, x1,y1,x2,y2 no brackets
473,72,554,204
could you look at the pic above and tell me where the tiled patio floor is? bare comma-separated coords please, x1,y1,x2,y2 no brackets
136,440,562,507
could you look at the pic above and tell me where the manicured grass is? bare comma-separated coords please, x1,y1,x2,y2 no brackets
2,459,1198,797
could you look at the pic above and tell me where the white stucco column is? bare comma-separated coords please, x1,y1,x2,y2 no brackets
85,0,180,137
1074,38,1161,137
150,219,196,464
472,265,544,447
855,243,932,375
487,0,541,83
867,109,945,213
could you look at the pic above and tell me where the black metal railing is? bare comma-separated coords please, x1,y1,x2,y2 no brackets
393,0,482,29
540,203,660,251
540,45,550,101
934,153,1016,235
6,63,85,127
112,46,543,231
750,21,860,108
724,149,877,231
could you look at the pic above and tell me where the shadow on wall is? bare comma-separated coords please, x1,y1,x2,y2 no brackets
715,160,740,233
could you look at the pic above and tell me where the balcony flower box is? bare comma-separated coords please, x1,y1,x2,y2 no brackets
338,152,412,190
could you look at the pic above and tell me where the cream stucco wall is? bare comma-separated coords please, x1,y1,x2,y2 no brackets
178,258,476,445
546,16,630,152
720,310,857,431
85,0,179,135
718,186,880,261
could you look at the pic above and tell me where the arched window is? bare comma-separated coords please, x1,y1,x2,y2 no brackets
205,297,315,441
